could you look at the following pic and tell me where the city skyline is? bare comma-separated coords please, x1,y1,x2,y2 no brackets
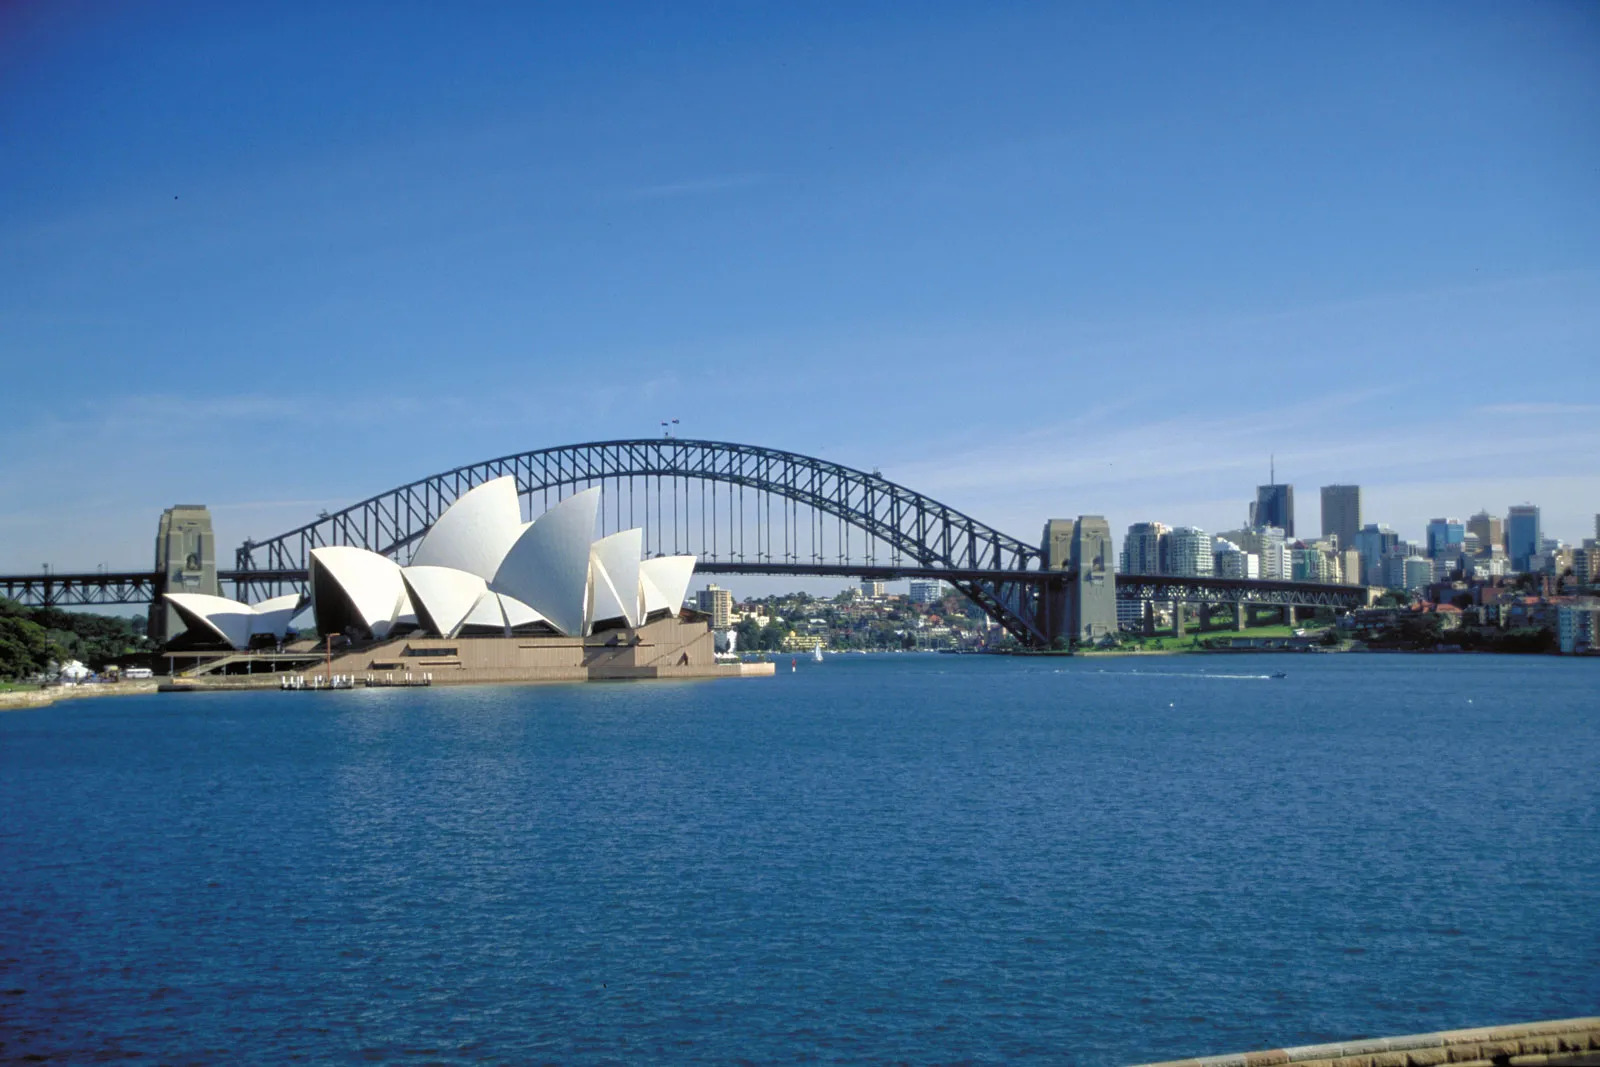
2,3,1596,581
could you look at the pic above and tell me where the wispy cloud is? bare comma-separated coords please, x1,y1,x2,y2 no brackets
874,391,1600,547
1474,402,1600,417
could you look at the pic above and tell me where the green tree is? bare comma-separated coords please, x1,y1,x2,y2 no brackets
0,613,53,680
758,621,788,651
1395,612,1443,648
0,598,146,674
735,616,764,652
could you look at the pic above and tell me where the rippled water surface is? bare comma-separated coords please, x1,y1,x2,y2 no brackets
3,653,1596,1064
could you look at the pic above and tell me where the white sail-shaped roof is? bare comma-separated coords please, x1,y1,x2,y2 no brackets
402,566,489,639
639,555,696,619
165,592,255,649
451,592,504,635
491,488,600,637
394,590,418,634
162,592,308,649
250,594,303,640
309,546,408,640
588,528,643,630
496,593,548,634
408,476,524,580
638,568,667,620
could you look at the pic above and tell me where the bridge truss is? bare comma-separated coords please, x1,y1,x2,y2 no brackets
232,439,1053,644
1,440,1371,643
0,571,162,608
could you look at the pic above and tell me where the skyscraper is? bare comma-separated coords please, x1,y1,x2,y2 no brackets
1251,460,1295,537
1353,523,1399,586
1467,511,1503,557
1507,505,1541,572
1424,518,1465,559
1320,485,1361,549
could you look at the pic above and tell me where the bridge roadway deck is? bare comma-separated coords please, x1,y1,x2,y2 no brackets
0,565,1368,609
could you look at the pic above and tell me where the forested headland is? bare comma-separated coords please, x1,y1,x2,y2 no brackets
0,599,150,681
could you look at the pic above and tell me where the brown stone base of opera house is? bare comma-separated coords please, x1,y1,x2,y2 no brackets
162,616,774,688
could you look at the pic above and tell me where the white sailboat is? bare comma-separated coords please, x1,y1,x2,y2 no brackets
812,644,824,663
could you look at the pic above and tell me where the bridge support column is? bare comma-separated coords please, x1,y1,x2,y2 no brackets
150,505,217,645
1143,600,1155,637
1036,574,1071,648
1037,516,1116,648
1172,600,1185,638
1233,603,1245,631
1284,604,1296,627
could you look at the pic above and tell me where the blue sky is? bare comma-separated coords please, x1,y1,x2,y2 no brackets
2,1,1596,589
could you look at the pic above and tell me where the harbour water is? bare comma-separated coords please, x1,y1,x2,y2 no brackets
2,654,1596,1063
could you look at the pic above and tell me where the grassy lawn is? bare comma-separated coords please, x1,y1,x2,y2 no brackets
1105,622,1326,653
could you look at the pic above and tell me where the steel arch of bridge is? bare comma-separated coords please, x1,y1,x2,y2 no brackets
234,439,1052,643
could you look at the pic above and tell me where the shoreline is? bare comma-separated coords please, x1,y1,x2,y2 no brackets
0,681,160,712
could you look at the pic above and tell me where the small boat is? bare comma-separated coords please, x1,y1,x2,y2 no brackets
812,645,824,663
1270,671,1287,679
791,657,797,672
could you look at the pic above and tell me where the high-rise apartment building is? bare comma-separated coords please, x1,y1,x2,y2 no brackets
1320,485,1361,550
908,579,944,604
1119,521,1168,574
1292,547,1339,583
695,584,734,629
1258,528,1290,580
1165,526,1214,577
1507,505,1541,572
1382,553,1434,593
1251,484,1295,538
1575,542,1599,587
1214,540,1259,579
859,578,886,599
1216,525,1288,579
1467,511,1503,557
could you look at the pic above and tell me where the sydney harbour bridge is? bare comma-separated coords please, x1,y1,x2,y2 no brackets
0,439,1369,646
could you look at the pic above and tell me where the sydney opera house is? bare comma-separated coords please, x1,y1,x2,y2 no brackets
163,478,759,684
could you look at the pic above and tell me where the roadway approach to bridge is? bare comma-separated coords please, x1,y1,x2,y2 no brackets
0,438,1372,648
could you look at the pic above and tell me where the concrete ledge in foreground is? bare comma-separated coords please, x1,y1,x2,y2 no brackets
1129,1018,1600,1067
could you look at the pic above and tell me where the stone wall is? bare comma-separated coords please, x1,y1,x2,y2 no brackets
1131,1018,1600,1067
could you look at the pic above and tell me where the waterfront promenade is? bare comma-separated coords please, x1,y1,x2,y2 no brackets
1134,1018,1600,1067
